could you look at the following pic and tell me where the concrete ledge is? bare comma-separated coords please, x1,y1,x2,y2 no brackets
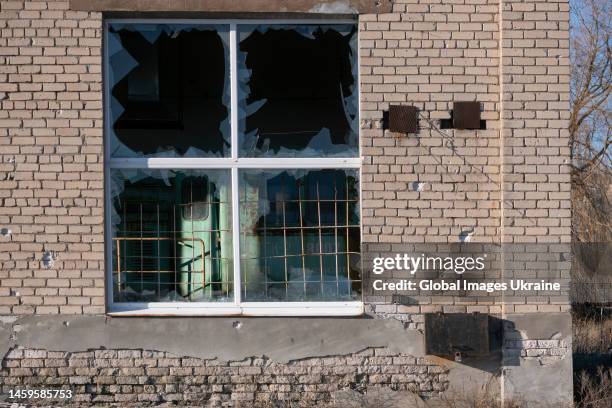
70,0,393,14
1,315,423,362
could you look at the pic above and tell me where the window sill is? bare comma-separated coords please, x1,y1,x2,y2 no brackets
107,301,364,317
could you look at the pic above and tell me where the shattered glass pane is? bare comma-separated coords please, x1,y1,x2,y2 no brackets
105,22,363,306
238,24,359,158
110,169,233,302
108,24,231,158
239,169,361,301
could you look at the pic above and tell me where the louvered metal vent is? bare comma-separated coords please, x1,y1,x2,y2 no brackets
389,105,419,133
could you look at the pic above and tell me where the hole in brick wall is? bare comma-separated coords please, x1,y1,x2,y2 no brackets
391,294,418,305
42,251,57,269
459,228,475,243
440,107,487,130
381,110,389,130
410,181,425,192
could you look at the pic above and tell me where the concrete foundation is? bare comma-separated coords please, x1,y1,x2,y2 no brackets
501,313,573,407
0,313,572,406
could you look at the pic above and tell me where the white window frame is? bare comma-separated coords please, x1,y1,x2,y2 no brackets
104,19,363,316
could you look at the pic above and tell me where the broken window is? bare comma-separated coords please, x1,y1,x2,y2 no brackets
110,169,233,302
105,21,361,314
238,25,358,157
240,169,361,301
108,24,231,157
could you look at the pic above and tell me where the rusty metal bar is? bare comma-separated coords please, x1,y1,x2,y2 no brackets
116,239,121,289
112,237,206,284
281,184,288,298
334,179,339,297
317,181,324,296
298,181,306,295
346,178,350,285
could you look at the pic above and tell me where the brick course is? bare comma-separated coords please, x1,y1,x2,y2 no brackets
1,0,104,315
0,347,448,406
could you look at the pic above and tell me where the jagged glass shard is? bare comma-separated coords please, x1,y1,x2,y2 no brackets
237,24,359,158
239,169,361,301
108,23,231,158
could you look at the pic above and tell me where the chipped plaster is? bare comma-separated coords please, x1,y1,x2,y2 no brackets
1,315,423,363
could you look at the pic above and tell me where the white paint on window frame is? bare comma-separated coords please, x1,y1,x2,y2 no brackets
103,18,363,316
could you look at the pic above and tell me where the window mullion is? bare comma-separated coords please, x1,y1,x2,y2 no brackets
230,23,239,162
230,23,242,306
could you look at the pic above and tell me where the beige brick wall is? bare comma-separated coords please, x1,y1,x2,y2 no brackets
360,0,503,245
500,0,571,244
359,0,571,315
0,0,570,315
1,347,449,403
0,0,104,315
499,0,572,313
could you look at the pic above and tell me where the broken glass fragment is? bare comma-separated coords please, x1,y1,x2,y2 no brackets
238,24,359,158
110,169,233,302
108,24,231,158
239,169,361,301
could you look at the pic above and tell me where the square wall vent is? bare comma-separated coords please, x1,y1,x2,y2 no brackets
453,101,481,130
389,105,418,133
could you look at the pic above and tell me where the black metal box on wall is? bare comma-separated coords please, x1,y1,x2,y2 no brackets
424,313,490,359
452,101,481,129
388,105,419,133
